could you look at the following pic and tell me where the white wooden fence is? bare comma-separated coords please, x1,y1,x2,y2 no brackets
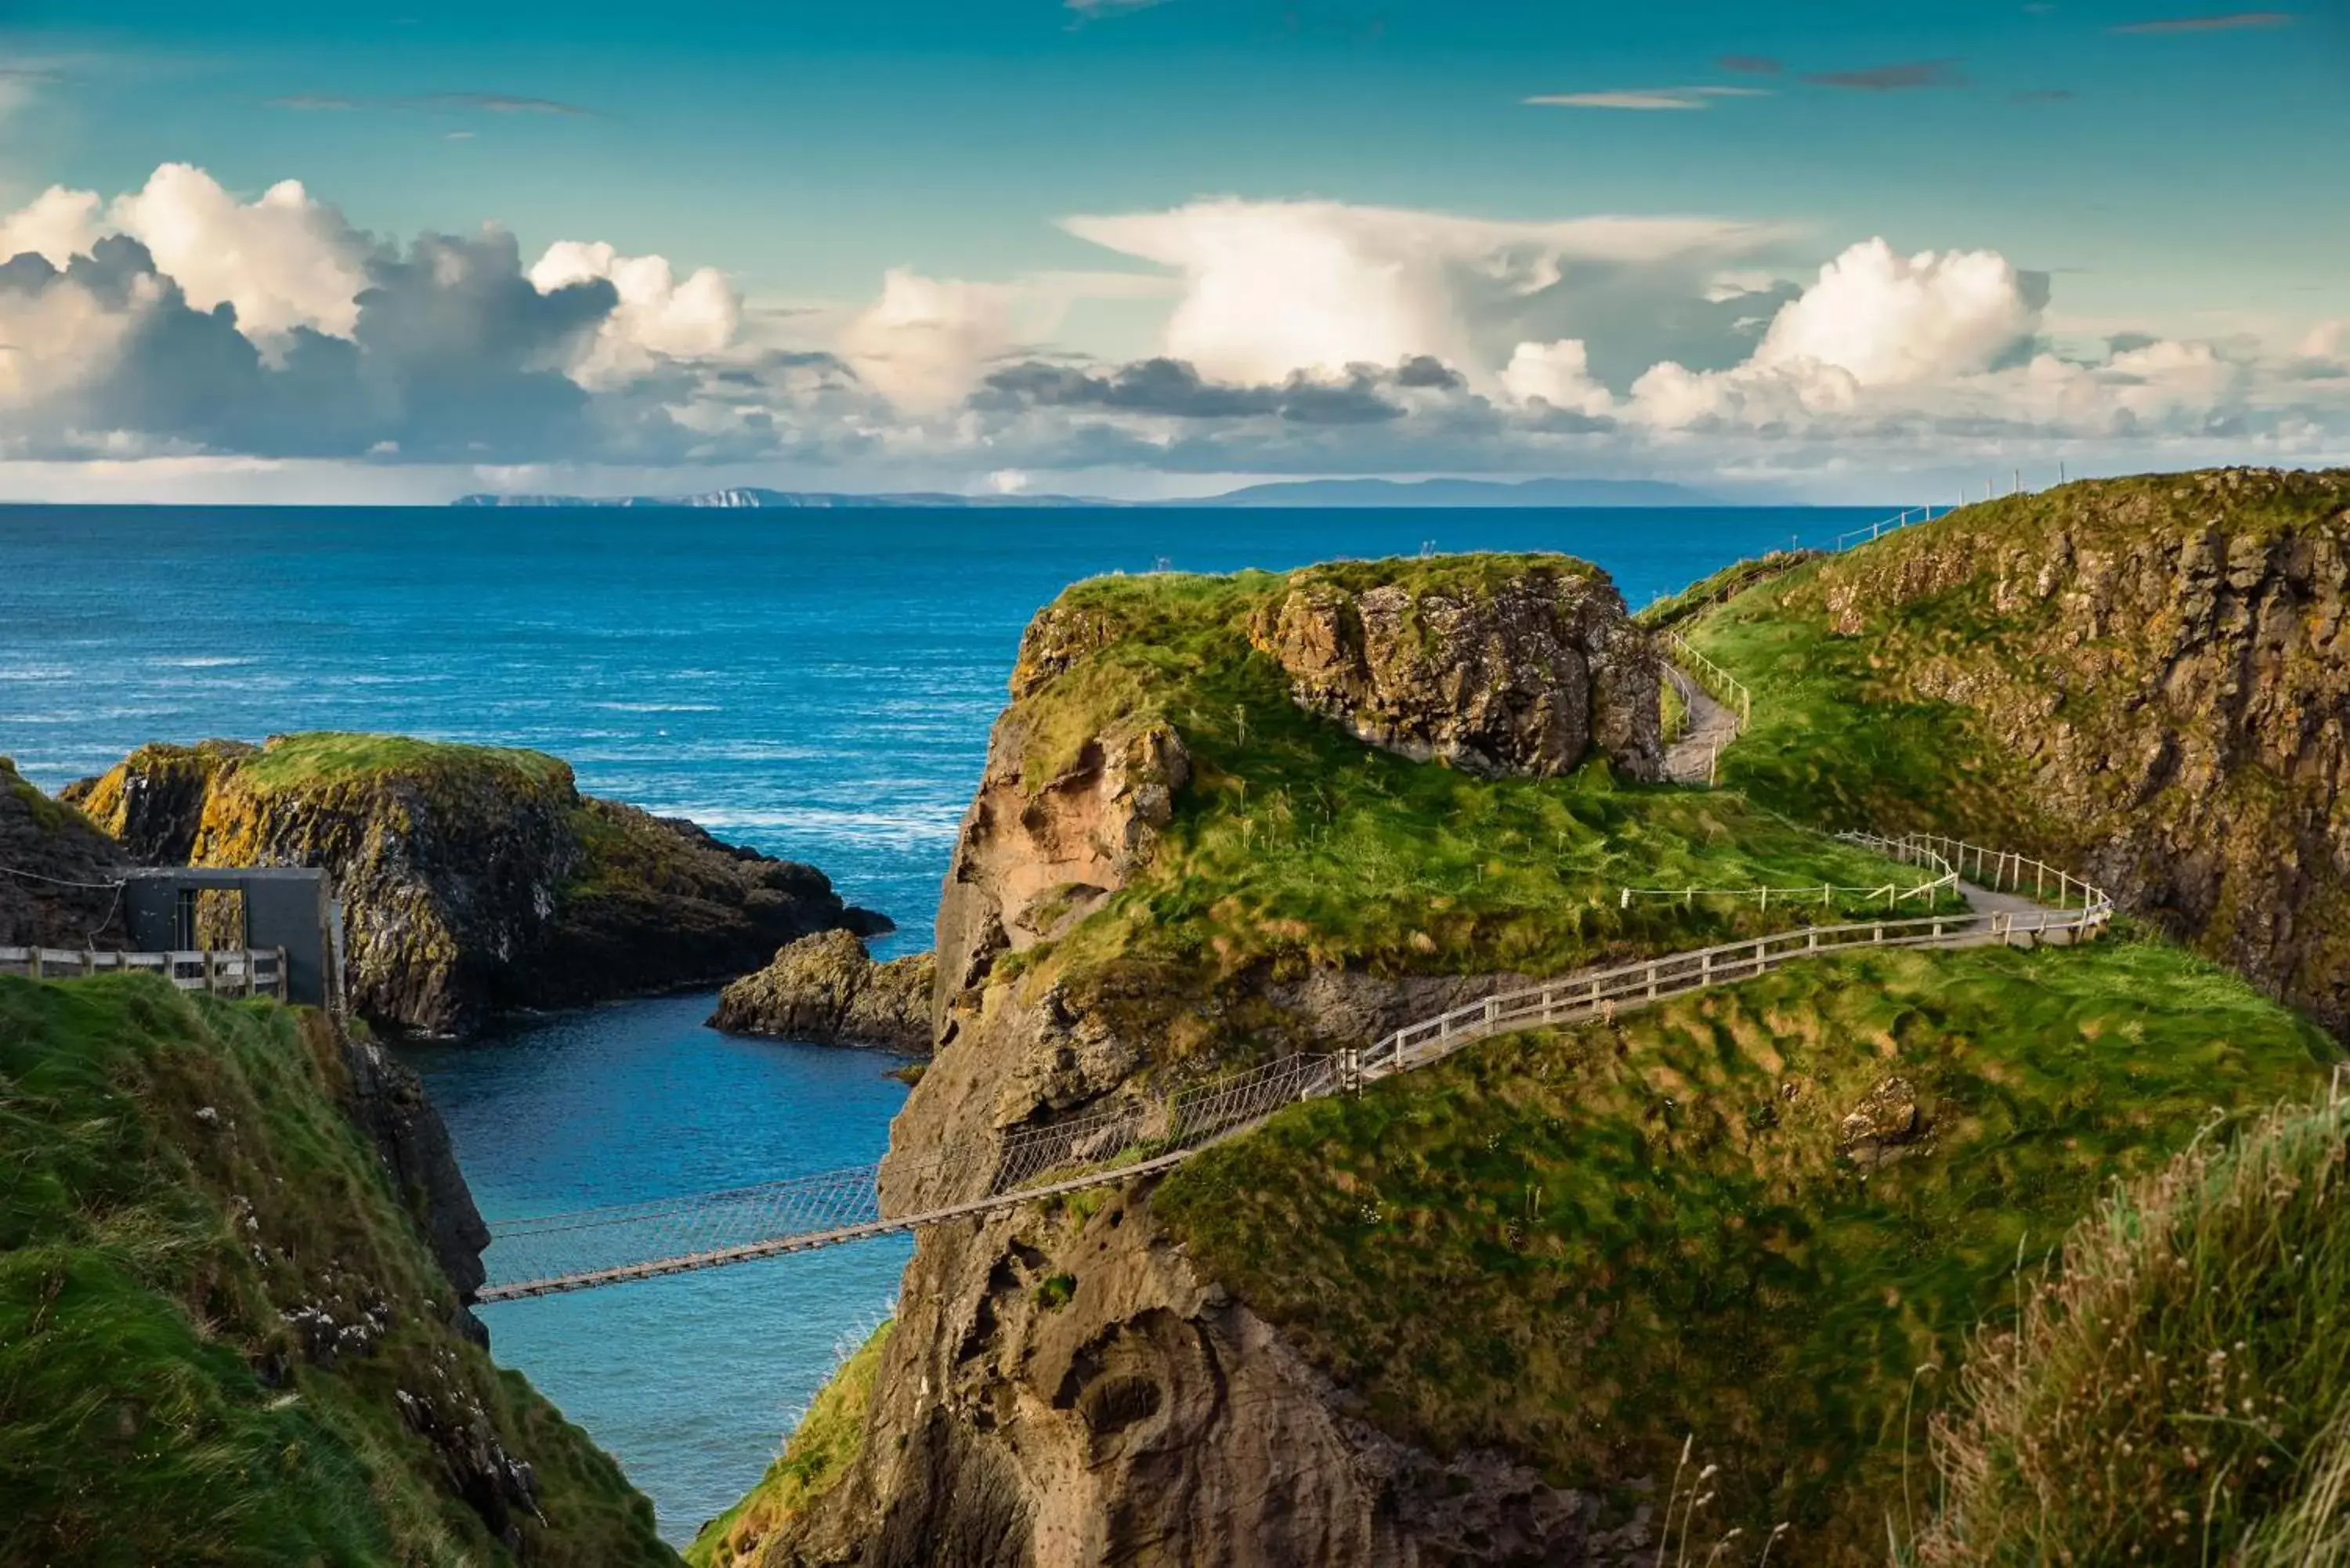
1343,833,2112,1086
0,945,290,1001
1665,629,1753,729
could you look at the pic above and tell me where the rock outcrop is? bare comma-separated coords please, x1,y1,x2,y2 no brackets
67,733,887,1035
0,757,128,948
757,560,1626,1568
710,931,937,1052
1780,468,2350,1035
932,607,1191,1035
1246,558,1663,781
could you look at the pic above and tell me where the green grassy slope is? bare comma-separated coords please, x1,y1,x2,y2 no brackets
0,974,677,1567
997,562,1961,1056
1157,934,2333,1559
1923,1093,2350,1565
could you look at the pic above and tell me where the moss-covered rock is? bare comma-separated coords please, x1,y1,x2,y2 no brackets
709,931,935,1052
0,973,679,1566
70,732,888,1035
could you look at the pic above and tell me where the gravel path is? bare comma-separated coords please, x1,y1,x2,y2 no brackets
1663,665,1741,785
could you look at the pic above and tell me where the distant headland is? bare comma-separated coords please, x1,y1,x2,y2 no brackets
450,476,1723,509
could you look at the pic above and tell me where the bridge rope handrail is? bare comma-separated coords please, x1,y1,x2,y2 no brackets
478,831,2109,1300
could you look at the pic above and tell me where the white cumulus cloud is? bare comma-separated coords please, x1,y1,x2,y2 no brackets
109,164,374,341
1500,339,1615,416
528,240,743,385
1748,237,2042,388
0,186,103,268
1061,198,1787,387
837,268,1021,414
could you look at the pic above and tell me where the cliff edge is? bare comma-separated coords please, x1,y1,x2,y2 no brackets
64,732,887,1035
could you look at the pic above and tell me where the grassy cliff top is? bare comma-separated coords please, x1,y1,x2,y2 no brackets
1156,931,2334,1560
3,754,101,839
237,732,576,795
994,557,1962,1050
1896,466,2349,547
0,974,674,1565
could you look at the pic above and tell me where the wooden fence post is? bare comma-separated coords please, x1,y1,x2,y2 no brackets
27,948,41,981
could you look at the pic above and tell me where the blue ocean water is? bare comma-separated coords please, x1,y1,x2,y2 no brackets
0,502,1887,1542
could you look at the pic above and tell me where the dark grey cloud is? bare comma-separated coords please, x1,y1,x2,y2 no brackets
1802,59,1968,90
0,230,735,464
1395,354,1466,389
977,356,1420,424
2111,9,2294,30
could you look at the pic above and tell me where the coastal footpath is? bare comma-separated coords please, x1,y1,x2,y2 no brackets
63,732,888,1035
1679,467,2350,1038
697,495,2344,1567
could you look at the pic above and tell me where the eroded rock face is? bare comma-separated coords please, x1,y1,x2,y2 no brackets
1246,562,1663,781
933,699,1188,1040
68,735,886,1035
1801,468,2350,1035
772,1190,1638,1568
710,930,936,1053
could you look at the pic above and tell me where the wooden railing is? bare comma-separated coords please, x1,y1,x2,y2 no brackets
0,945,290,1001
1346,833,2112,1085
1665,629,1753,730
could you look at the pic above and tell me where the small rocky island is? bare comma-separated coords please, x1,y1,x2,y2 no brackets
63,732,888,1035
709,930,935,1053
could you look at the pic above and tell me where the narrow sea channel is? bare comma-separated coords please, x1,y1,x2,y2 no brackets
404,994,916,1544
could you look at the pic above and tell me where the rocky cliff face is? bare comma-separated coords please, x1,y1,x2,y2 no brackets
931,605,1191,1039
1247,561,1662,781
757,559,1641,1568
67,733,885,1035
1781,468,2350,1034
0,757,128,948
710,931,936,1053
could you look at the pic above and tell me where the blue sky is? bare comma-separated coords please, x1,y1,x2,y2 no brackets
2,0,2345,500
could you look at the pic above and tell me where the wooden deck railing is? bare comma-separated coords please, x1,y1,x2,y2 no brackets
0,945,291,1001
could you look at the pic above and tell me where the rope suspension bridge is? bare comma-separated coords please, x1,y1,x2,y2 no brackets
479,831,2112,1302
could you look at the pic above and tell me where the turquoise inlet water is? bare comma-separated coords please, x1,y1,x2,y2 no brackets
0,501,1891,1541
